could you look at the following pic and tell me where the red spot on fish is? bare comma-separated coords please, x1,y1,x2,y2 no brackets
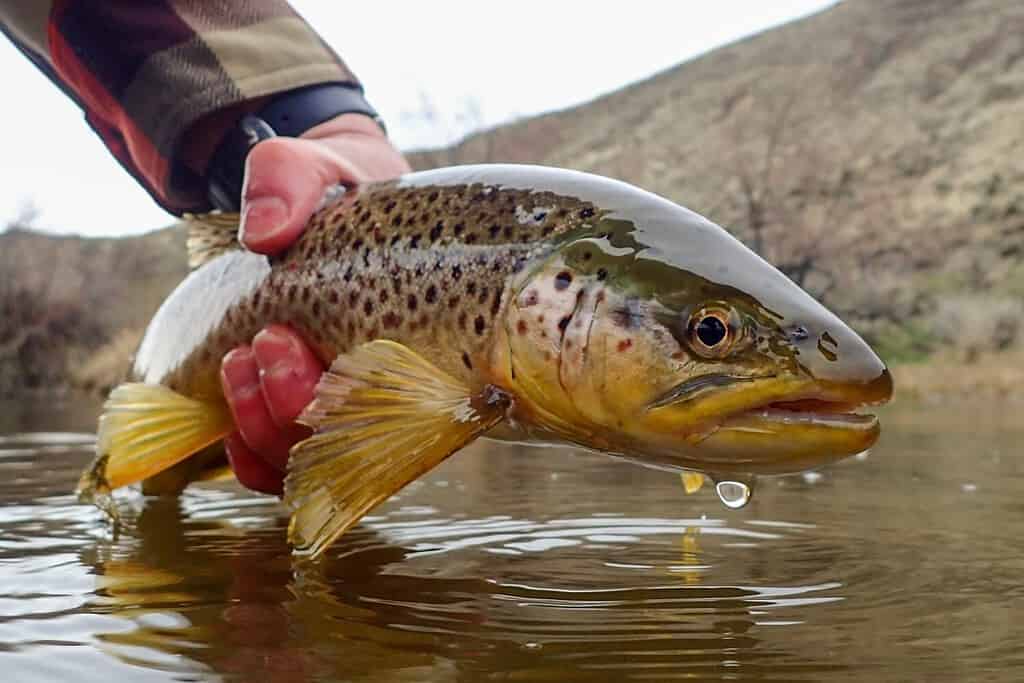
517,320,528,335
617,339,633,352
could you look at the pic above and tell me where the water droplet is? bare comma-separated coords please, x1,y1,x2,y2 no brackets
961,482,977,493
523,641,543,650
715,480,753,509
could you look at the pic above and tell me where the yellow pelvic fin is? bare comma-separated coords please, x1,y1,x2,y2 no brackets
681,471,706,494
77,383,232,502
284,340,508,559
184,211,241,269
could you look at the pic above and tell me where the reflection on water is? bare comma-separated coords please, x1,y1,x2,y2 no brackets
0,396,1021,681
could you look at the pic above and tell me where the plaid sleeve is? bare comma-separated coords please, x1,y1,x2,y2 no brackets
1,1,360,214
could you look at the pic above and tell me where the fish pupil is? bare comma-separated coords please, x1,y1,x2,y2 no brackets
696,316,727,347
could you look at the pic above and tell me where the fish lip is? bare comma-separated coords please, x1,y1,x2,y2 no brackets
647,373,767,410
722,391,884,431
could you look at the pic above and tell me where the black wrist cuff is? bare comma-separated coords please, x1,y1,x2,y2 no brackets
206,83,384,212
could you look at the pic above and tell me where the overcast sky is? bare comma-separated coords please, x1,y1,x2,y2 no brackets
0,1,835,237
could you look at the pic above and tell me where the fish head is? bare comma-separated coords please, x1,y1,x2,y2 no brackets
502,199,892,476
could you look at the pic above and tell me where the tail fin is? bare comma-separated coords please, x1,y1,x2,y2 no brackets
77,383,233,504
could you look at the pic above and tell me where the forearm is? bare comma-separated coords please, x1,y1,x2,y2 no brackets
1,1,361,214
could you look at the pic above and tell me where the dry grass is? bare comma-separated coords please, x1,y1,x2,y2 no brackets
70,328,143,395
892,349,1024,400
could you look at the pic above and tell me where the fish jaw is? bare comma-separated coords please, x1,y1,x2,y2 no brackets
636,366,892,476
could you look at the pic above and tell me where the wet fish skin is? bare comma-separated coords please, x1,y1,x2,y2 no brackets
80,164,892,554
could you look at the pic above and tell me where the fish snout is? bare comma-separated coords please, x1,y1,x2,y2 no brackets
792,321,893,406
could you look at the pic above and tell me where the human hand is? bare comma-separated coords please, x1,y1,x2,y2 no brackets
221,113,410,494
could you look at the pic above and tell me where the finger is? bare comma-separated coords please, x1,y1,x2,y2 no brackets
224,431,284,495
239,136,364,254
220,346,293,471
251,325,322,429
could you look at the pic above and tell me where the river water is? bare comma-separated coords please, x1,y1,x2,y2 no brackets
0,395,1020,681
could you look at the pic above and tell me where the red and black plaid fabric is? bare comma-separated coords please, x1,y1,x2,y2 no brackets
1,1,360,213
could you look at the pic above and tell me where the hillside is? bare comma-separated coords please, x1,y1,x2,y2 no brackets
0,226,186,395
2,0,1022,396
412,0,1024,359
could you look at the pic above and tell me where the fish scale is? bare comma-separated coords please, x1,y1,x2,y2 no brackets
150,180,599,397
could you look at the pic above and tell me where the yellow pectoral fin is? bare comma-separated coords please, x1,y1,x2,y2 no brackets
284,340,508,560
77,383,233,502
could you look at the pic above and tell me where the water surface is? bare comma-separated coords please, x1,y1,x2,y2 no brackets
0,396,1020,681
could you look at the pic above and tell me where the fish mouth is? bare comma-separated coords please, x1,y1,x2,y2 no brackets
724,396,880,430
645,369,893,474
699,371,893,473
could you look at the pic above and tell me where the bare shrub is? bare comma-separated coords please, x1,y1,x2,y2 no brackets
928,295,1024,362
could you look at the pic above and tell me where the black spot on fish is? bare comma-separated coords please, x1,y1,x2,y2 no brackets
352,238,364,251
392,215,403,227
558,316,571,335
533,210,547,221
383,201,396,214
363,299,373,315
462,352,473,369
451,264,463,281
448,296,460,309
596,268,608,281
466,233,478,244
454,222,465,236
489,224,501,238
425,285,438,304
474,315,486,335
382,312,401,329
467,281,477,296
491,289,502,316
427,191,439,203
312,300,321,317
554,271,572,290
390,234,401,246
458,312,467,329
611,306,639,329
503,225,513,238
407,294,418,311
410,234,422,249
430,222,444,241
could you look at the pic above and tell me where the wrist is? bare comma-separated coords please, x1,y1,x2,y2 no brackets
204,83,385,211
302,112,389,142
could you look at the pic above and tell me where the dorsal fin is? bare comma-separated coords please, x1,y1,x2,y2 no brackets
184,212,242,268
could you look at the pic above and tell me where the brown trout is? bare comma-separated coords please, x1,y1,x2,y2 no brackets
78,164,892,558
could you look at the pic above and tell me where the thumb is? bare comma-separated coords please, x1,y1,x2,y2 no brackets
238,136,363,255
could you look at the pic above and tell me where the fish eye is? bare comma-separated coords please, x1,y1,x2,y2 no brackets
686,307,737,358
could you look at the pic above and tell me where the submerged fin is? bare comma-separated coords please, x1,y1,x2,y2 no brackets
285,340,508,559
77,383,233,504
184,212,241,268
681,471,706,494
